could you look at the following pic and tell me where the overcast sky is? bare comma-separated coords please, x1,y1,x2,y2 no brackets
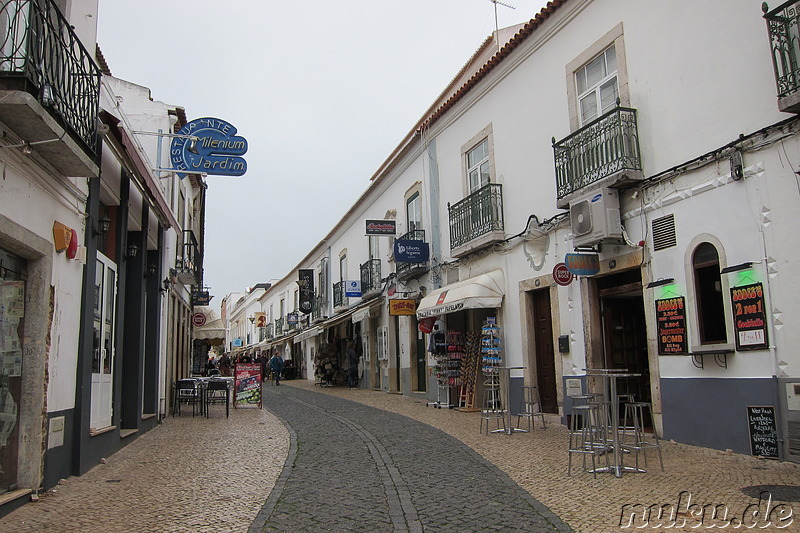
97,0,549,303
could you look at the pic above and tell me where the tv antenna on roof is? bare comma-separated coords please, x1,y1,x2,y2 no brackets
488,0,516,49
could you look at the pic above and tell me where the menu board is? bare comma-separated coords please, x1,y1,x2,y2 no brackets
746,405,779,459
655,297,687,355
233,363,262,408
732,283,769,350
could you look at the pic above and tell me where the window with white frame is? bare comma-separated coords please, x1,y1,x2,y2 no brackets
576,45,618,125
467,139,491,193
369,235,379,260
406,191,421,231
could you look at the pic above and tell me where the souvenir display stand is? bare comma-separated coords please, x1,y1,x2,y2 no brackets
480,320,505,431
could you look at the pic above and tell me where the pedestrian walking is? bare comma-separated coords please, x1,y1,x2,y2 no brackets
256,352,268,382
219,353,231,377
269,352,284,385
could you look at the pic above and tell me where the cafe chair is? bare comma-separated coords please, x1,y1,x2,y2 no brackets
568,402,610,478
621,401,664,472
516,386,546,431
172,379,201,417
205,379,230,418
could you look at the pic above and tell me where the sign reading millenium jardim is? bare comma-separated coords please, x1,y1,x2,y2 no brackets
171,117,248,178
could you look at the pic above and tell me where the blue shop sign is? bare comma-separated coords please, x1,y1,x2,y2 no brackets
394,240,429,263
346,280,362,297
565,253,600,276
171,117,248,178
233,338,243,347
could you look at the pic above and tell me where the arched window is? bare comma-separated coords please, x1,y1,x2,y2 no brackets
692,242,727,344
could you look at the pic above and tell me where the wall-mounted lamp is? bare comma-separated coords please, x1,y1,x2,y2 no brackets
39,83,55,106
162,278,172,292
646,278,674,289
249,316,256,324
720,262,753,275
126,243,139,259
146,265,158,278
92,215,111,237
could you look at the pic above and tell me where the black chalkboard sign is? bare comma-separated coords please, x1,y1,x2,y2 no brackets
746,405,779,459
655,297,688,355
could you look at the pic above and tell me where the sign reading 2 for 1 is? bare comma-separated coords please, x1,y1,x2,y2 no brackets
171,117,248,178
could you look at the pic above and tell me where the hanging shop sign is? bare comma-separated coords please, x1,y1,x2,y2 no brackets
298,269,315,314
553,263,573,286
192,290,211,306
731,282,769,350
365,219,396,236
171,117,248,178
233,338,243,347
192,312,207,327
394,240,429,263
345,280,362,297
565,253,600,276
389,299,417,316
255,312,267,328
655,297,688,355
287,312,298,325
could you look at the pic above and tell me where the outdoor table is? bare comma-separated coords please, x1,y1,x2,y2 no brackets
583,368,641,477
493,366,526,435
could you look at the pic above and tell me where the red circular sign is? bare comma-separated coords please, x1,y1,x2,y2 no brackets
192,313,207,327
553,263,574,286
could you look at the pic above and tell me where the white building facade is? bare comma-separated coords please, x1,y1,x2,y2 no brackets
222,0,800,461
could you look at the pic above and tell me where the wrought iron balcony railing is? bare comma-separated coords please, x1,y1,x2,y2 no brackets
396,229,427,278
360,259,381,294
0,0,100,156
448,183,504,250
553,106,642,200
312,293,325,322
274,317,284,334
175,230,200,285
263,323,273,340
333,281,346,309
764,1,800,105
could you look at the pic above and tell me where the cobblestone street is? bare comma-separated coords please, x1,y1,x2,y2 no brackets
0,381,798,532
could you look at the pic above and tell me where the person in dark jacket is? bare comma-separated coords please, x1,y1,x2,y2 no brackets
268,352,284,385
346,340,359,389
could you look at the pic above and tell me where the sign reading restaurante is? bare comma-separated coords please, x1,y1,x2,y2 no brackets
171,117,248,178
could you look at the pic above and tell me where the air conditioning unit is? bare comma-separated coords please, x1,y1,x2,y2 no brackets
569,188,623,248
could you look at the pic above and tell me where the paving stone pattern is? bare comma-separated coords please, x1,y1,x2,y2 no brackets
1,380,799,532
253,385,570,532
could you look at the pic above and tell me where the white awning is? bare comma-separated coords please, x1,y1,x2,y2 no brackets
294,326,320,343
193,318,226,340
416,270,505,319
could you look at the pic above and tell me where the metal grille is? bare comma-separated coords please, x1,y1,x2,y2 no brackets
359,259,381,293
448,183,504,249
652,214,677,251
0,0,100,156
764,1,800,98
553,107,642,199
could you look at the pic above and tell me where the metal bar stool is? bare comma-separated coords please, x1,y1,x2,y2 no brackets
621,402,664,472
516,386,546,431
568,402,610,478
480,386,506,435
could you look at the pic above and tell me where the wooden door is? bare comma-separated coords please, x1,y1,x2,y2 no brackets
531,290,558,413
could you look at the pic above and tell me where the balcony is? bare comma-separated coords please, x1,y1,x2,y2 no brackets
360,259,381,298
553,106,643,208
448,183,504,258
764,1,800,112
274,317,284,335
396,229,428,281
312,293,325,323
175,230,200,286
0,0,100,176
333,281,346,310
264,323,274,339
